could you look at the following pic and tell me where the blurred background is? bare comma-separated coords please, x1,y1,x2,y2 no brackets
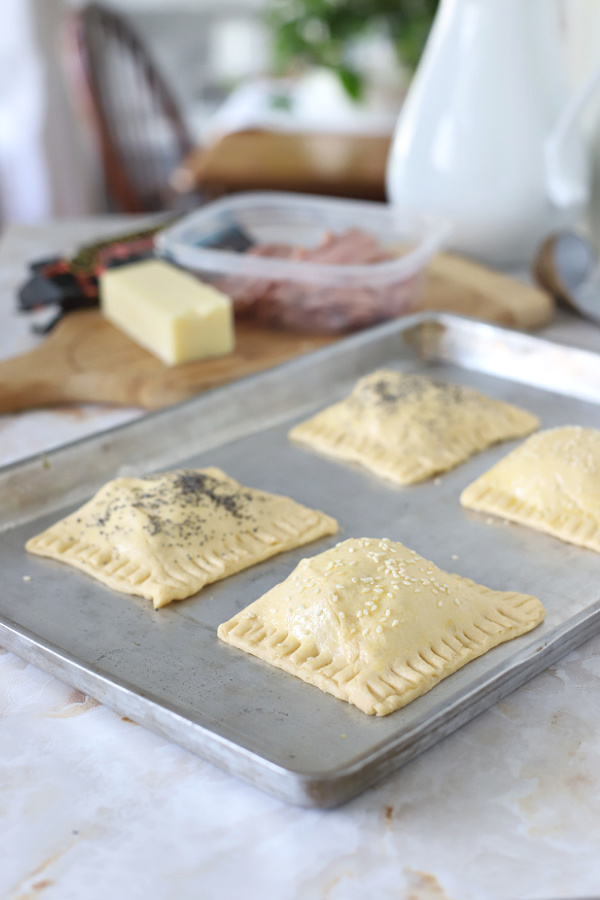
2,0,600,230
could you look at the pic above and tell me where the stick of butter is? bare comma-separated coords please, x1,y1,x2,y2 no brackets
100,259,234,366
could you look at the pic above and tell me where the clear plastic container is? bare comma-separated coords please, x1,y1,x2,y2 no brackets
157,192,448,334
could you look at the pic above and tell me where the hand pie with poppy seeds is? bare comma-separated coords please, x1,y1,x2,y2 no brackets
25,467,338,609
218,537,545,716
289,370,539,485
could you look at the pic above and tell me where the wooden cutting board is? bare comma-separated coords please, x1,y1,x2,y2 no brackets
0,253,553,414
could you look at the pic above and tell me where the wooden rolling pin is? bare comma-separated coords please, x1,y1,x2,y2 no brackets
0,252,553,413
416,252,554,329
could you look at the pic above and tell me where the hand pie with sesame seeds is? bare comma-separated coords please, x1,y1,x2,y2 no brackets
461,425,600,552
25,467,338,610
217,537,544,716
289,370,539,485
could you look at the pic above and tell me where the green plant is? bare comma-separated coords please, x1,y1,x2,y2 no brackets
266,0,439,101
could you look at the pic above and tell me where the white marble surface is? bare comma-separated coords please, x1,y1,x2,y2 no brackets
1,220,600,900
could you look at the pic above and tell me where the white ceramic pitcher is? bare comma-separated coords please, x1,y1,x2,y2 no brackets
386,0,600,268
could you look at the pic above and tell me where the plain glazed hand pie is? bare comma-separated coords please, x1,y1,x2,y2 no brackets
26,467,338,609
461,425,600,552
218,537,545,716
289,369,539,485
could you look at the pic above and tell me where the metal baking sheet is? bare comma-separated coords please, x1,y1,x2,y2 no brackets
2,312,600,809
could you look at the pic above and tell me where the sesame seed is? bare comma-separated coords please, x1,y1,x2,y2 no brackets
437,599,443,607
392,619,399,627
22,575,32,582
454,598,461,606
362,628,369,635
376,625,383,633
339,611,345,619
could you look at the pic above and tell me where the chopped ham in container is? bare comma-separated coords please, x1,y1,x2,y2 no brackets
215,228,418,333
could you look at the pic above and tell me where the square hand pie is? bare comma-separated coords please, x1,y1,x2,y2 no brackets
218,537,544,716
26,467,338,609
461,425,600,552
289,369,539,485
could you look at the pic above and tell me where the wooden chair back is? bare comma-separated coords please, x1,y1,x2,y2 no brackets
73,2,196,213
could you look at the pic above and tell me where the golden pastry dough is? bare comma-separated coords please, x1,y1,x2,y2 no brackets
461,425,600,551
289,370,539,485
218,537,544,716
26,467,338,609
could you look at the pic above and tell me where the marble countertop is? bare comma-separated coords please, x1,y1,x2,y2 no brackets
1,220,600,900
